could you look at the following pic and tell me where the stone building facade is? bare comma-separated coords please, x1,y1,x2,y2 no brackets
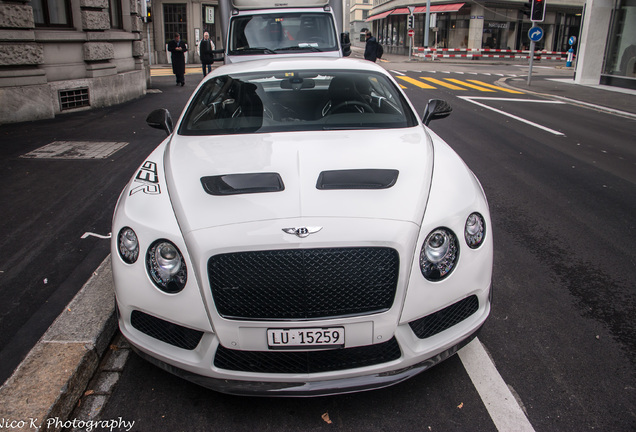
0,0,149,124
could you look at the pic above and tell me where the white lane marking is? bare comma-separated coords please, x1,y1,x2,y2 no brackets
390,70,406,76
81,232,112,239
459,338,536,432
458,96,566,136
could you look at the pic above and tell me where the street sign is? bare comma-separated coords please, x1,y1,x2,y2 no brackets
408,29,415,37
528,26,544,42
568,36,577,45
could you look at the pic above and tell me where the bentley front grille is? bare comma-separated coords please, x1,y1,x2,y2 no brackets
208,247,400,320
214,337,402,374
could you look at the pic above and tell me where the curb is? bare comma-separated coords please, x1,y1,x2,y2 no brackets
0,256,117,432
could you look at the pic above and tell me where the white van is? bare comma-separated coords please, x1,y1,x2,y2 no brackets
218,0,351,64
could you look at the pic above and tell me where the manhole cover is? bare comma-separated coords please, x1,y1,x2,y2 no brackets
21,141,129,159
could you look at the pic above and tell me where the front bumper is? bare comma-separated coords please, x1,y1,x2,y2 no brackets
131,325,482,397
118,287,490,396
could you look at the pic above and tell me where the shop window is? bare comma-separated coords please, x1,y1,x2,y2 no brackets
603,0,636,79
30,0,72,27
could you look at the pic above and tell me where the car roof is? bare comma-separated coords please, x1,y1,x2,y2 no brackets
209,57,388,77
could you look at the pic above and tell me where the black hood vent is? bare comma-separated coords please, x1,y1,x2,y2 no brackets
316,169,399,190
201,173,284,196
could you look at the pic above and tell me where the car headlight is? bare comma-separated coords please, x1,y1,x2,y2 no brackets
464,212,486,249
146,240,187,293
117,227,139,264
420,228,459,281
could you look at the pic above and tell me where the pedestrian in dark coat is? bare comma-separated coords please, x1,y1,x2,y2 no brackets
199,31,215,77
168,33,188,86
364,31,379,62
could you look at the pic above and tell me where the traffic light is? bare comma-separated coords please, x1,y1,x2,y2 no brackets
522,2,531,17
531,0,546,22
408,14,414,29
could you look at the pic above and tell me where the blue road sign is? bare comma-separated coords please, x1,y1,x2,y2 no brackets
529,26,544,42
569,36,577,45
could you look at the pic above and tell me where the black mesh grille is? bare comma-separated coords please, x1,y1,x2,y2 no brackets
208,247,399,320
214,338,401,373
131,310,203,350
409,295,479,339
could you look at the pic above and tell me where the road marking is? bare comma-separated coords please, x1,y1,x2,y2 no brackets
468,80,525,94
459,338,536,432
396,76,436,89
445,78,495,92
458,96,566,136
81,232,112,239
420,77,467,90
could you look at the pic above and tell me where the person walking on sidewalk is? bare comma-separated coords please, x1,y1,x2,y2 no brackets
199,32,215,77
364,31,380,63
168,33,188,86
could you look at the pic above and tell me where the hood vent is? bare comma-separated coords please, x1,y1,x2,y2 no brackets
201,173,284,195
316,169,399,190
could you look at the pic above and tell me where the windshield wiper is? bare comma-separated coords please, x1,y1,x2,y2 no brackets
234,47,277,55
276,45,323,53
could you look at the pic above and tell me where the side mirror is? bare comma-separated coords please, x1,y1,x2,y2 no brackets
422,99,452,126
341,32,351,57
146,108,173,136
212,48,225,63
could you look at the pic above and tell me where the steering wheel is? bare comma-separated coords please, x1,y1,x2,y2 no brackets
329,100,374,114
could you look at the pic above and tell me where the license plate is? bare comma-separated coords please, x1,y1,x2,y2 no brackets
267,327,344,349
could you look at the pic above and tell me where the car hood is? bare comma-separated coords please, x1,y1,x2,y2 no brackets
164,128,434,234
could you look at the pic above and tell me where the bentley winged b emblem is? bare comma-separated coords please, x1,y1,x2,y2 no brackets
282,226,323,238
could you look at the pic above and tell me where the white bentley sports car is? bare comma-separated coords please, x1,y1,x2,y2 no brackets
111,57,493,396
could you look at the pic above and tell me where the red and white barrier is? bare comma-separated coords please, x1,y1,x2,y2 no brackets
413,47,573,60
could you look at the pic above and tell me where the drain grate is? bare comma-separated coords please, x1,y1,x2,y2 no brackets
21,141,129,159
59,88,90,111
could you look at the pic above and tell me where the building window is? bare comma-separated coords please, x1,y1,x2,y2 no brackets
110,0,122,29
164,4,188,45
30,0,72,27
603,0,636,81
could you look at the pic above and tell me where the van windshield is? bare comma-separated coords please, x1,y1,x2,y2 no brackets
229,13,338,55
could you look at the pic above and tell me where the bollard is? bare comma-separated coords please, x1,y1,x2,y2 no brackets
566,48,574,67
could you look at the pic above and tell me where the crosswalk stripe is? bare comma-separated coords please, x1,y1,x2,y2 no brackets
396,76,436,89
421,77,467,90
467,80,525,94
444,78,495,92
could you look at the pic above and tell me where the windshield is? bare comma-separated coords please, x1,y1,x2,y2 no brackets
229,13,338,55
179,69,419,136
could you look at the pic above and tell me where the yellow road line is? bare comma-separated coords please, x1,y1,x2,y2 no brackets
420,77,466,90
467,80,524,94
396,76,436,89
444,78,495,92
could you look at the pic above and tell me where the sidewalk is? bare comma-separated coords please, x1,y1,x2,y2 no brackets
1,53,634,432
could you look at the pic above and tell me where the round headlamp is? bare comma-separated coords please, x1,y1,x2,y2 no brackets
146,240,187,293
465,212,486,249
420,228,459,281
117,227,139,264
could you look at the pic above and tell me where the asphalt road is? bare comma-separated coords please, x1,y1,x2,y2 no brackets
95,66,636,431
